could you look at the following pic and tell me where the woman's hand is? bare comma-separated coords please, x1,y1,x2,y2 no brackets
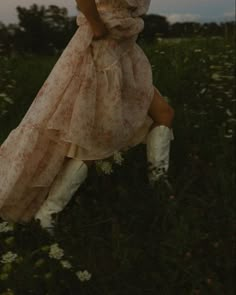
75,0,109,40
91,20,109,40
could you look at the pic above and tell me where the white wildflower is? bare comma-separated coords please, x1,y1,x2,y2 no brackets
163,96,170,103
4,237,15,246
227,118,236,123
209,65,222,70
211,73,222,81
60,260,72,269
183,103,188,110
34,259,45,267
3,97,14,104
220,75,234,80
199,111,208,115
6,84,14,89
0,93,14,104
224,62,232,67
224,129,233,138
0,221,14,233
224,134,233,139
0,92,8,98
200,88,207,95
224,91,233,97
44,272,52,280
1,110,8,116
97,160,113,175
194,48,202,53
0,288,14,295
113,151,124,166
76,270,92,282
215,85,224,89
10,79,16,84
1,251,18,264
183,57,189,63
225,109,233,116
48,243,64,260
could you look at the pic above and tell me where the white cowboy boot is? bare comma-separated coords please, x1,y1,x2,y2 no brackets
146,125,174,187
34,158,88,231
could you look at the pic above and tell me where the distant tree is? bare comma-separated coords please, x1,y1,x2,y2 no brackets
0,22,10,55
13,4,77,55
169,22,202,38
199,22,222,37
0,3,235,56
222,21,236,40
43,5,76,50
139,14,169,42
13,4,49,54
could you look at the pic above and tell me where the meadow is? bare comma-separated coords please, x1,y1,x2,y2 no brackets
0,35,235,294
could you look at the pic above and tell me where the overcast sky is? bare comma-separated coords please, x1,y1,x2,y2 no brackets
0,0,235,24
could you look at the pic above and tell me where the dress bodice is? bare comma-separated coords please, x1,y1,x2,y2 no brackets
95,0,151,16
76,0,151,43
95,0,130,8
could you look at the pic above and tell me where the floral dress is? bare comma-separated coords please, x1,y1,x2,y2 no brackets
0,0,154,223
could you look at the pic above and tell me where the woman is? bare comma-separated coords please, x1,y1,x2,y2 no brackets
0,0,174,231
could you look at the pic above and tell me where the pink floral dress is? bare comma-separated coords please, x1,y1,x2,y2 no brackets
0,0,154,223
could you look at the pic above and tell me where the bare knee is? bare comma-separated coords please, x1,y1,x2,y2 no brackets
165,106,175,121
151,108,174,129
148,90,175,128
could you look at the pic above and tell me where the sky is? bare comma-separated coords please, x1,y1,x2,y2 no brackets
0,0,235,25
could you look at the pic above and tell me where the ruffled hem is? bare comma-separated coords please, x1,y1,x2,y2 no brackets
0,125,68,223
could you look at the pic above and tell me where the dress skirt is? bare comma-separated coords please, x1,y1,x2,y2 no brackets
0,4,154,223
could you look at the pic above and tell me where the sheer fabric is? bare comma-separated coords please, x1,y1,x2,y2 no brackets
0,0,154,223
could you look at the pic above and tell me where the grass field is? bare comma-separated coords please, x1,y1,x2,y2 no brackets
0,36,235,294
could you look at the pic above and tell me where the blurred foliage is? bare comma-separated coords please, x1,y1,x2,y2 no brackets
0,3,235,55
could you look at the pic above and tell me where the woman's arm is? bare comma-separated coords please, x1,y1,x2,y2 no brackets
76,0,109,40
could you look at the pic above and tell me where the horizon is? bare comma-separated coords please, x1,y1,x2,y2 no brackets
0,0,235,25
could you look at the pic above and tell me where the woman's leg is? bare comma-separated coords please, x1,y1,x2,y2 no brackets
146,88,175,185
35,157,90,231
148,88,175,129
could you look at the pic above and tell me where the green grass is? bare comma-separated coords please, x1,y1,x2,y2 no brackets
0,36,235,294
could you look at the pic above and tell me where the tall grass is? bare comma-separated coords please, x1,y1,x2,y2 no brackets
0,36,235,294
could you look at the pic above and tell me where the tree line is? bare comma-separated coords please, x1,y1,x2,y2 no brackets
0,4,235,55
